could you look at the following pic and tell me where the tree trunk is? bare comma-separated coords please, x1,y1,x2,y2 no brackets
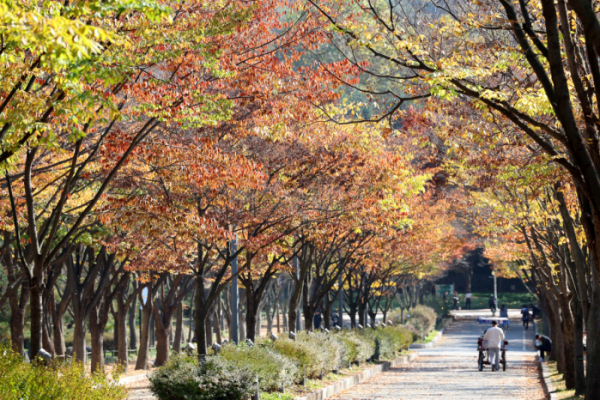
48,275,70,358
255,302,263,338
573,299,586,395
153,303,175,367
135,296,152,370
239,305,246,341
72,312,87,364
288,279,304,333
213,308,222,344
150,314,155,348
205,311,213,347
29,277,44,360
154,321,170,367
358,301,366,326
117,299,130,371
173,301,183,353
586,278,600,400
246,289,257,342
465,266,473,292
276,298,281,334
560,308,576,389
187,288,195,344
194,280,208,356
9,280,29,356
113,313,119,350
52,308,66,357
42,309,55,356
89,308,106,373
266,294,274,335
128,298,138,350
282,296,288,332
552,313,566,372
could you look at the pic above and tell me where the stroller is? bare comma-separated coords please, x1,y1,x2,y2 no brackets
477,317,509,371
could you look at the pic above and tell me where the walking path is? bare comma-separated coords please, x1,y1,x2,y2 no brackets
332,319,545,400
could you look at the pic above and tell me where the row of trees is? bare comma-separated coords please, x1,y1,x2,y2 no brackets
295,0,600,398
0,0,469,378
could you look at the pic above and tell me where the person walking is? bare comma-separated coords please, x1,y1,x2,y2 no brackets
521,305,531,330
500,304,509,330
313,310,322,330
489,294,497,314
331,313,339,327
483,320,505,371
465,292,472,309
535,334,552,362
452,292,459,310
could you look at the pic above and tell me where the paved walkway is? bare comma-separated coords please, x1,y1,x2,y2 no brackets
333,319,545,399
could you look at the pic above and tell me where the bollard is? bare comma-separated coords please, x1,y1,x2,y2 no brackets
255,375,260,400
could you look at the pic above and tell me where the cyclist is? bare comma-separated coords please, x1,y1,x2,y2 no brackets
521,305,531,329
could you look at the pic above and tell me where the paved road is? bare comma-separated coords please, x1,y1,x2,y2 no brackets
333,320,546,400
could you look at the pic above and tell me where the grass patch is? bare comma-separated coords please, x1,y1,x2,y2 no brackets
547,361,582,400
260,393,295,400
415,330,438,344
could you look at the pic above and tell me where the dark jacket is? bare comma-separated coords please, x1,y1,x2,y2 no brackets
489,297,497,307
538,335,552,350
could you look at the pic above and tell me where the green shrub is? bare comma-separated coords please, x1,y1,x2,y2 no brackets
272,332,341,379
357,326,413,360
403,323,420,341
0,345,126,400
299,332,342,373
406,305,437,338
335,331,374,365
149,353,254,400
219,343,298,391
273,337,318,379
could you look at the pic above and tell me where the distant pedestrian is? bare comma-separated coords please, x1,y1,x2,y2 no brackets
500,304,509,330
452,293,459,310
313,310,322,330
489,294,497,314
331,314,339,327
465,292,472,309
535,334,552,362
483,320,505,371
521,305,531,330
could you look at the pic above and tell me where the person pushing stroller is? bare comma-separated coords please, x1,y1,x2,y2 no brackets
483,320,505,371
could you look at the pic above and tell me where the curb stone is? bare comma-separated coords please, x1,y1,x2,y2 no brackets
294,352,418,400
534,322,558,400
539,361,558,400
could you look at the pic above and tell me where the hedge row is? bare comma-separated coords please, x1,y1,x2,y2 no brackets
388,305,438,339
0,344,127,400
150,324,417,400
